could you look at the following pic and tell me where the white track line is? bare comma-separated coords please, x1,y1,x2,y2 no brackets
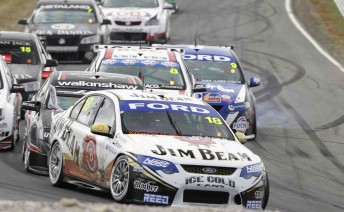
285,0,344,73
334,0,344,17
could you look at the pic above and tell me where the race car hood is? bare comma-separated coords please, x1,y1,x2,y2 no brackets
124,134,260,168
197,81,246,106
29,23,98,37
145,88,184,95
102,8,159,22
7,64,42,83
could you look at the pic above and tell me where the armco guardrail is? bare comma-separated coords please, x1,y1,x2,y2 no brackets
334,0,344,17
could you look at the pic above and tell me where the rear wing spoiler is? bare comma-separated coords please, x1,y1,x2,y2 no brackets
94,45,185,54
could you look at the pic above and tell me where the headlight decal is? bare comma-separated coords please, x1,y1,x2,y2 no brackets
137,155,179,174
240,162,264,179
80,35,100,44
129,156,177,191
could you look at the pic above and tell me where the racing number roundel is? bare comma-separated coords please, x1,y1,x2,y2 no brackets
82,136,98,173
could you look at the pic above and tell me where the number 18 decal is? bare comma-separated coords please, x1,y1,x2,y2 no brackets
205,116,223,125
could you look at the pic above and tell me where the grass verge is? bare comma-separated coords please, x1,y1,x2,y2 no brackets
0,0,36,31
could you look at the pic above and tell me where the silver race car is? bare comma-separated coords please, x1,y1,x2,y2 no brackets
99,0,172,44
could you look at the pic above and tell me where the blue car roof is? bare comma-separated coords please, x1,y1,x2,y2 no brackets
165,45,238,62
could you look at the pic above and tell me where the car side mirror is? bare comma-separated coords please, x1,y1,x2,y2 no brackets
192,84,207,93
18,19,28,25
163,3,174,10
248,77,260,87
22,101,41,112
10,84,25,93
102,19,112,25
45,59,58,68
235,132,246,144
91,123,111,137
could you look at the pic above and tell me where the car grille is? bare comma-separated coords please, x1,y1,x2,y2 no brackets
115,21,141,26
183,190,229,204
181,165,236,175
46,36,80,46
110,32,147,42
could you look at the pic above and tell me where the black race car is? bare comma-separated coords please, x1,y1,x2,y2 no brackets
19,0,111,63
21,71,143,174
0,31,58,100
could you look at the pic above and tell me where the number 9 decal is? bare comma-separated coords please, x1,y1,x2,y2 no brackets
170,68,179,74
230,62,237,69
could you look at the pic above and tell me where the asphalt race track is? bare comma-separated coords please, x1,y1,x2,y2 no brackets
1,0,344,211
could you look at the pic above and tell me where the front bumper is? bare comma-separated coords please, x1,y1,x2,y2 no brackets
109,25,167,44
43,36,98,63
128,158,268,208
0,135,12,149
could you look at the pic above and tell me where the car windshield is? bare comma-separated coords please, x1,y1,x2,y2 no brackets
120,100,235,140
47,86,84,110
0,40,38,65
33,5,97,24
99,59,186,90
55,96,81,110
184,59,244,83
103,0,158,8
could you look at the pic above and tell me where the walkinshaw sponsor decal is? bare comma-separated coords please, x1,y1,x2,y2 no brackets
185,176,235,188
151,145,252,161
57,81,139,89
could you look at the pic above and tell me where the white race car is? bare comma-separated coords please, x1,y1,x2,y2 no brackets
0,57,24,150
48,90,269,209
99,0,172,44
88,45,203,96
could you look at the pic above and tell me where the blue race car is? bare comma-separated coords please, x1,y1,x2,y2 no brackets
155,45,260,140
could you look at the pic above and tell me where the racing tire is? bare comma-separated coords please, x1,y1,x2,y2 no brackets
8,125,18,151
49,142,65,187
262,174,270,210
23,144,31,172
110,155,130,202
8,134,15,151
248,108,257,141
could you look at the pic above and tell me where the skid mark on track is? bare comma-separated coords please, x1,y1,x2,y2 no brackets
279,97,344,174
314,114,344,131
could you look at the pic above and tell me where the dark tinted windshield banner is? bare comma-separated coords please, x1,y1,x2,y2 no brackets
39,5,93,11
120,100,216,115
